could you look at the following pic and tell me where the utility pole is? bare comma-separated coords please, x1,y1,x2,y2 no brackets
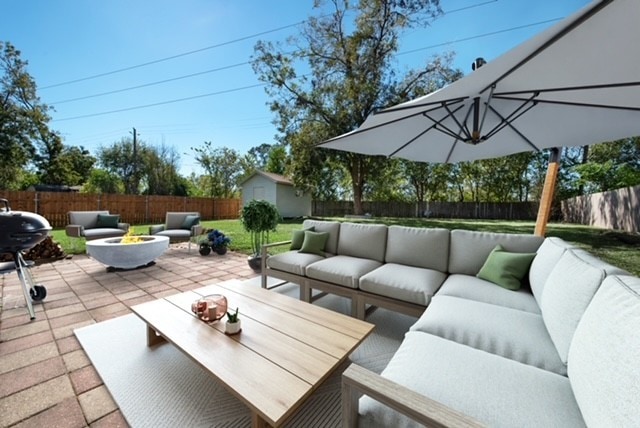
131,127,139,194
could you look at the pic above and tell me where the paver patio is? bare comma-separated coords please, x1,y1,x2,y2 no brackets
0,244,258,427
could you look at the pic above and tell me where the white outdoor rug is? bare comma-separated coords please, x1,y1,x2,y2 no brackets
75,280,417,428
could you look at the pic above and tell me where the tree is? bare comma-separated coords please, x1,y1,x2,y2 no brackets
252,0,461,214
38,145,95,186
0,41,59,189
573,138,640,193
97,137,143,194
265,145,288,175
191,142,242,198
83,169,123,194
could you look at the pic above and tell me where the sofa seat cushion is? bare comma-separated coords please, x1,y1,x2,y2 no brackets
306,255,382,289
436,274,541,314
411,295,566,375
359,264,446,306
266,251,326,276
83,228,127,240
359,332,585,428
569,275,640,426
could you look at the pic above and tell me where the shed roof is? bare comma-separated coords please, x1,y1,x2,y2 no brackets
241,170,293,186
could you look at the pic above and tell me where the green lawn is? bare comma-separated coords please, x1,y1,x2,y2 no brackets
49,217,640,276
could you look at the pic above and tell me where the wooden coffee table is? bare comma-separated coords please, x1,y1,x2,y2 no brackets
131,280,374,427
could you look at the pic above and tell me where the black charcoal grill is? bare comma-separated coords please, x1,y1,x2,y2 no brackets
0,198,51,320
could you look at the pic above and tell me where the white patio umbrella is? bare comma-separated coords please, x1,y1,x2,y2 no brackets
319,0,640,235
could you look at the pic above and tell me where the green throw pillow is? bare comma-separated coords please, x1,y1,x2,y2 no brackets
477,244,536,290
299,231,329,256
290,226,315,250
181,215,200,230
96,214,119,228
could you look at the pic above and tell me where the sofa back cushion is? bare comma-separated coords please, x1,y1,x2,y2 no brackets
337,222,387,262
448,230,543,275
302,220,340,254
165,212,199,230
385,226,449,271
68,211,110,229
529,237,575,306
540,249,621,364
568,275,640,426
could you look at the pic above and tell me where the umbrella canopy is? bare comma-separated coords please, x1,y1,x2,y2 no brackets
318,0,640,234
321,0,640,162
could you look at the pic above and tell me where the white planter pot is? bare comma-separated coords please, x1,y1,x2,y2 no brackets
224,319,242,335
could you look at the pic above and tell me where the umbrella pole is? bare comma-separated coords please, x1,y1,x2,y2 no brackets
534,148,561,237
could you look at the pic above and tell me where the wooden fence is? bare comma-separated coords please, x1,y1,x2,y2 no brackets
0,191,241,228
312,200,540,220
561,184,640,233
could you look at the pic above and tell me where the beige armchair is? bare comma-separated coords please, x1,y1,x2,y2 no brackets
149,212,202,250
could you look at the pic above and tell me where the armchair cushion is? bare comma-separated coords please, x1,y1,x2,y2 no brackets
180,214,200,230
96,214,120,229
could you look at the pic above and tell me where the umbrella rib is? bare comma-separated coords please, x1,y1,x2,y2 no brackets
482,93,538,139
374,97,467,115
494,80,640,97
442,102,474,142
389,104,467,158
494,95,640,112
478,0,613,94
423,104,471,141
485,104,541,152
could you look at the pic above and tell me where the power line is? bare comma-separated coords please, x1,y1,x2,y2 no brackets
42,1,495,92
53,83,266,121
40,21,308,90
397,18,562,57
50,61,249,104
51,17,561,121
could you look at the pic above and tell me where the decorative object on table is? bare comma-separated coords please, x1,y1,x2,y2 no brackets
198,229,231,256
191,294,228,323
239,200,280,272
224,307,241,335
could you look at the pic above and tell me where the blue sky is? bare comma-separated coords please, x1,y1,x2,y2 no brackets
3,0,589,175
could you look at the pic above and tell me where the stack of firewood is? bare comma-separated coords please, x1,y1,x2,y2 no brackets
0,236,66,263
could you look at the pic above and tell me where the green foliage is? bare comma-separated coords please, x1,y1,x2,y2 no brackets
239,200,281,255
191,142,242,198
252,0,458,214
0,41,58,190
83,169,123,194
226,307,239,323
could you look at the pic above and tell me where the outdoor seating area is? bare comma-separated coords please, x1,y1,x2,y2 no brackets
265,219,639,426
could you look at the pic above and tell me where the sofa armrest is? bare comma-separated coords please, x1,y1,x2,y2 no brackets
262,240,292,250
118,222,130,232
65,224,84,238
342,364,484,428
149,225,165,235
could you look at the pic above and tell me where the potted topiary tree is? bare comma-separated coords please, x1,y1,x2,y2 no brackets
239,199,280,271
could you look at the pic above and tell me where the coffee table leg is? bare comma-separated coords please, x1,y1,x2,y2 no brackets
146,325,165,346
251,412,270,428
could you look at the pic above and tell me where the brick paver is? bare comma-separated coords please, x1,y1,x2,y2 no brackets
0,245,257,426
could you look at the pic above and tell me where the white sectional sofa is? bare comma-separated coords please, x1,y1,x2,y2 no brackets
261,220,639,426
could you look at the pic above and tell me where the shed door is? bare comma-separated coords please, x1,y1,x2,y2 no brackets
253,186,265,200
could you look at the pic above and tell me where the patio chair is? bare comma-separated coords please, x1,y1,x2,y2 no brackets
149,212,202,251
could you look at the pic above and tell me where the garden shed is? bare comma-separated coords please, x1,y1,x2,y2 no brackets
240,170,312,218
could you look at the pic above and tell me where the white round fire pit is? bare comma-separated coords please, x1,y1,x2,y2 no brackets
86,235,170,270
